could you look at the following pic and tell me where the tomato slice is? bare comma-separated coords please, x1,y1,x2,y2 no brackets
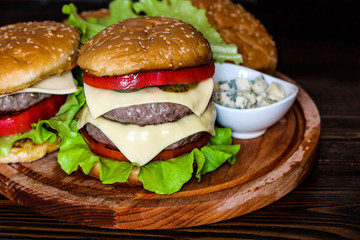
0,94,67,137
80,128,211,162
83,62,215,90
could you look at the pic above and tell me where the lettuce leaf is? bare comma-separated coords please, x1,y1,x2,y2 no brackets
62,0,243,64
0,128,56,157
138,152,195,194
55,119,240,194
62,3,106,44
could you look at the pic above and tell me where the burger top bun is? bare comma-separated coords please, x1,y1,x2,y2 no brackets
0,21,81,95
77,16,212,77
191,0,277,74
79,0,277,74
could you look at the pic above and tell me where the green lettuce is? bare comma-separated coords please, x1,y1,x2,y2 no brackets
54,121,240,194
62,0,243,64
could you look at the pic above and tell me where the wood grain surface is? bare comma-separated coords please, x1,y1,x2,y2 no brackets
0,73,320,230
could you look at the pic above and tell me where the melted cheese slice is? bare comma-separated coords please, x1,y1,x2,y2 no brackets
84,77,214,119
1,71,77,97
77,103,216,166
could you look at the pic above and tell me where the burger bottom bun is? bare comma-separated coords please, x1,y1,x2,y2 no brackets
0,137,61,164
87,162,142,186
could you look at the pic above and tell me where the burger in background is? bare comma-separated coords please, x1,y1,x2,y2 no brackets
0,21,81,163
64,0,277,74
191,0,277,74
58,16,240,194
62,0,243,66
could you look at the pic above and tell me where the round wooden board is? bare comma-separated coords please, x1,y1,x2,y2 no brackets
0,72,320,230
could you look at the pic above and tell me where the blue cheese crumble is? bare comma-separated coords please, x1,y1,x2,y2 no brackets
215,75,286,109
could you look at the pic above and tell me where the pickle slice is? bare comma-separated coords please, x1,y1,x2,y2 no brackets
114,82,199,93
159,82,198,92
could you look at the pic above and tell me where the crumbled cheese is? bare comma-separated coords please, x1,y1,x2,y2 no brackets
267,82,286,102
250,75,268,95
215,75,286,109
235,78,251,91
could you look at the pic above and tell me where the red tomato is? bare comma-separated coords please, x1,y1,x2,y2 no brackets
80,128,211,162
0,94,67,137
83,62,215,90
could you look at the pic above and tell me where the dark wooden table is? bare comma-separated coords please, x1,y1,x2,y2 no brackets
0,1,359,239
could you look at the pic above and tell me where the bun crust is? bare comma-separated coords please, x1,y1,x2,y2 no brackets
191,0,277,74
77,17,212,76
87,162,142,186
0,137,61,164
0,21,81,95
80,8,110,20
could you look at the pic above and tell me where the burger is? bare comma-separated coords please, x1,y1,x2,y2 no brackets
0,21,81,163
65,0,277,74
190,0,278,74
64,16,239,194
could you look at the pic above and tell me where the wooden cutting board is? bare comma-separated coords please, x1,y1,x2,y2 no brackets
0,72,320,230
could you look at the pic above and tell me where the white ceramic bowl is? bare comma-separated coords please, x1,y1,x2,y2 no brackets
213,63,299,139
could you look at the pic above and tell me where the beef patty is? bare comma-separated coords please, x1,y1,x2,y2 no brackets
102,102,193,126
0,92,51,116
85,123,205,150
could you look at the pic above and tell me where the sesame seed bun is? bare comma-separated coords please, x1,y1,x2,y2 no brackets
77,16,212,77
191,0,277,74
0,21,81,95
79,8,110,20
79,0,277,74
